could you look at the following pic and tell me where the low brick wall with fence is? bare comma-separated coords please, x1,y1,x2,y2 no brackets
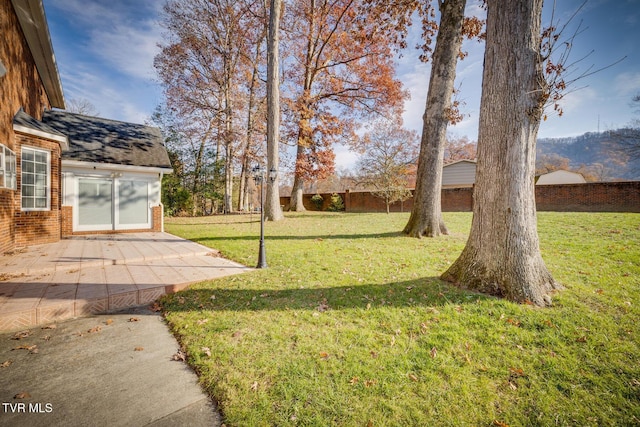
280,181,640,213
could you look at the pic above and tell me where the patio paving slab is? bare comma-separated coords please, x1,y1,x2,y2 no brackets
0,233,250,332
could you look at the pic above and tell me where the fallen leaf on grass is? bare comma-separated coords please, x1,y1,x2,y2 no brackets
11,330,31,340
576,336,587,343
595,289,604,295
506,318,521,327
493,420,510,427
250,381,259,391
370,351,378,358
509,367,526,377
14,392,31,399
319,352,329,360
430,347,437,358
408,373,419,382
134,347,144,351
197,319,209,325
349,377,359,385
149,302,162,312
1,360,12,368
172,350,186,362
364,379,377,388
317,300,329,312
201,347,211,357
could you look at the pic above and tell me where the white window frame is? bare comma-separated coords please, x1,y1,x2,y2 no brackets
21,146,51,211
0,144,17,190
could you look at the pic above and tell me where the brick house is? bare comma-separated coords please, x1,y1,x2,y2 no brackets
0,0,171,254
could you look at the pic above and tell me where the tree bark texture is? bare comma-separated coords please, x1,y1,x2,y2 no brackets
403,0,466,238
441,0,560,306
265,0,285,221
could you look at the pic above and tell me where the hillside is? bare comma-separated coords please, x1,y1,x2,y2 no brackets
537,128,640,181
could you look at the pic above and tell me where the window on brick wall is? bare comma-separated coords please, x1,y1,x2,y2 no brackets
21,147,50,210
0,144,17,190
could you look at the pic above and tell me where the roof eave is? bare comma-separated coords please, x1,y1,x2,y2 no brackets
13,123,69,150
62,159,173,175
11,0,65,109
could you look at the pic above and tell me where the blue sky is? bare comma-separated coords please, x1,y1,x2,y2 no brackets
44,0,640,169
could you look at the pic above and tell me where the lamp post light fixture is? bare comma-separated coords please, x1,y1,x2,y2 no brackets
253,165,277,268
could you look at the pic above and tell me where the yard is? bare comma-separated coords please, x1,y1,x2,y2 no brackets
162,212,640,426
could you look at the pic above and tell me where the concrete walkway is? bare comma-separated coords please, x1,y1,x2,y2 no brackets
0,306,222,427
0,233,250,332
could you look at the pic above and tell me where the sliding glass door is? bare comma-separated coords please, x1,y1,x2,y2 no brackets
76,177,150,231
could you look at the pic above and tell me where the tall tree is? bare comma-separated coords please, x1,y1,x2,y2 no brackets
403,0,481,237
284,0,406,211
265,0,285,221
442,0,560,306
356,119,418,213
156,0,264,214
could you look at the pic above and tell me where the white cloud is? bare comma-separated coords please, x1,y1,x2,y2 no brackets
91,23,161,80
614,71,640,95
334,144,359,171
48,0,161,81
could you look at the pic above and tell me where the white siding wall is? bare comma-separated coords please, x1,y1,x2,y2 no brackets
442,161,476,187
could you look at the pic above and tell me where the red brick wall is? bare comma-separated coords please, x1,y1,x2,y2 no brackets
152,205,163,232
60,205,73,237
1,1,54,253
535,182,640,212
280,182,640,213
13,133,62,247
0,190,14,253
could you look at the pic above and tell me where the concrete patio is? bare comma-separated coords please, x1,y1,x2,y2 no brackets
0,233,250,332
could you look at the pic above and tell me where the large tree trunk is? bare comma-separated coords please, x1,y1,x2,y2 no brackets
265,0,284,221
441,0,560,306
403,0,466,238
290,169,306,212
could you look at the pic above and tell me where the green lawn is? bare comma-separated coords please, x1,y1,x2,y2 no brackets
162,212,640,426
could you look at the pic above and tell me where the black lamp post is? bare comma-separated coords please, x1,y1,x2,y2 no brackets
254,165,277,268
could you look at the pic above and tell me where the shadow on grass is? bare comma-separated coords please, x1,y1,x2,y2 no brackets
161,277,491,312
187,231,405,244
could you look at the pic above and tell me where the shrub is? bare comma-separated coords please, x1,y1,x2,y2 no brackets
328,193,344,211
310,194,324,210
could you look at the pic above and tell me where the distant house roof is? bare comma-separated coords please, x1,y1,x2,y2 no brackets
12,0,65,108
42,110,172,171
536,169,586,185
443,159,477,167
13,108,69,149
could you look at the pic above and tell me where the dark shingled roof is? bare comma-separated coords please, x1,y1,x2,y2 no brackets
42,110,172,170
13,108,68,141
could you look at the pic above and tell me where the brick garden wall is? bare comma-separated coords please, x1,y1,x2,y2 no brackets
280,182,640,213
535,182,640,212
